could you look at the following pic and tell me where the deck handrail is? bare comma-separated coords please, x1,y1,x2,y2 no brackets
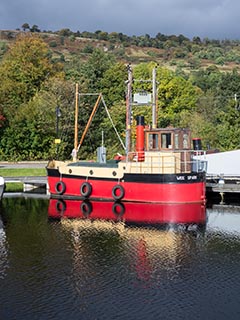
125,150,207,174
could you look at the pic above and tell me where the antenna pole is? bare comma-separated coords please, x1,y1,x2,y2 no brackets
152,67,157,128
126,64,132,154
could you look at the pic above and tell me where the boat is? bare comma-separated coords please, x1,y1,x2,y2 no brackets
47,67,207,205
48,199,206,229
0,176,5,200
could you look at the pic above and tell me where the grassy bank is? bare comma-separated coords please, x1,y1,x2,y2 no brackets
0,168,46,177
5,183,24,192
0,168,46,192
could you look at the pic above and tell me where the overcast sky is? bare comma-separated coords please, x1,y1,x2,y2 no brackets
1,0,240,40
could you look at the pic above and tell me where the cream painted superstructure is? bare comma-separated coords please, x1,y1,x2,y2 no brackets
48,150,191,180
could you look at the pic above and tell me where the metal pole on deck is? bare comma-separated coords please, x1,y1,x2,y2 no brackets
126,64,132,154
152,67,157,129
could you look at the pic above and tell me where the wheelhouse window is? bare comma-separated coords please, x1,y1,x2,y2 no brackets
145,128,191,151
161,133,172,149
174,134,179,149
183,133,189,149
148,133,159,150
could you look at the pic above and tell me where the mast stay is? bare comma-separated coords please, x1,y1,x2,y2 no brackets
74,89,126,159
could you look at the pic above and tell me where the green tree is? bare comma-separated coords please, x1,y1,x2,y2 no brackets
189,66,221,92
81,48,116,92
178,93,219,149
0,34,62,121
100,62,127,106
58,28,72,37
21,23,30,31
30,25,41,32
133,63,201,127
158,75,201,126
0,77,75,160
216,103,240,150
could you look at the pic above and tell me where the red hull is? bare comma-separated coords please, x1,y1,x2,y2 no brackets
47,174,205,204
48,199,206,225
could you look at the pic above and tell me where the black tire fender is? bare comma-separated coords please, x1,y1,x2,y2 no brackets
112,185,125,201
55,181,66,195
80,182,92,197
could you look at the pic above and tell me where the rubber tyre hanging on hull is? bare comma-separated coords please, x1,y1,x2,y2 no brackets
112,185,125,201
55,181,66,195
80,182,92,198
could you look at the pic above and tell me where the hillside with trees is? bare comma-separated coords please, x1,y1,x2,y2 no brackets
0,26,240,161
2,25,240,71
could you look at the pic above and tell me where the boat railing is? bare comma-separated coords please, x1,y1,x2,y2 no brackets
125,150,207,174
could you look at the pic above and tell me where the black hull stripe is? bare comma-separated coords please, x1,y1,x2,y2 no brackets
47,168,205,184
124,172,205,183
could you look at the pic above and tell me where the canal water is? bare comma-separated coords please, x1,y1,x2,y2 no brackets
1,197,240,320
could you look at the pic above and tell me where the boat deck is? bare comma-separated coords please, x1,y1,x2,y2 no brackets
68,160,120,168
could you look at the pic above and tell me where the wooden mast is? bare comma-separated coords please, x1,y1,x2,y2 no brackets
78,93,102,150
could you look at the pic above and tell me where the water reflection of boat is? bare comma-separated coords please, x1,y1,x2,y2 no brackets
61,210,206,287
48,199,206,229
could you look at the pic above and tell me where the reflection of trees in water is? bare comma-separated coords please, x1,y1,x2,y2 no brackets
62,220,127,309
0,215,8,279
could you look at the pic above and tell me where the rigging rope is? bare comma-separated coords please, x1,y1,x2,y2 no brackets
100,95,126,152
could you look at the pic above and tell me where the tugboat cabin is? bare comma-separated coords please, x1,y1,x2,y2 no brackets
130,116,195,174
146,128,191,151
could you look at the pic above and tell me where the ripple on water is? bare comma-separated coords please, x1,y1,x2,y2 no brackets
0,229,8,280
2,203,240,319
